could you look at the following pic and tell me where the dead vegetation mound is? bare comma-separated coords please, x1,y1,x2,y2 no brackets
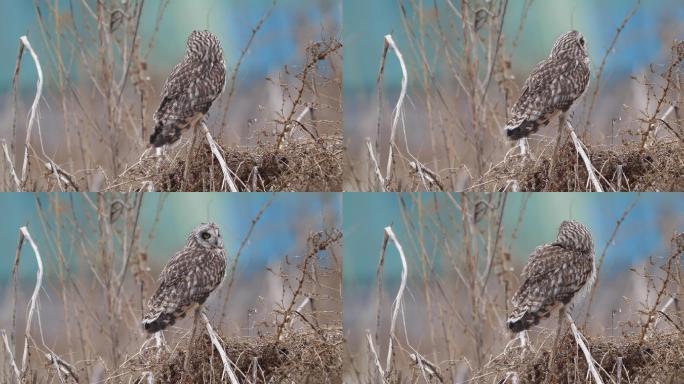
124,327,343,383
112,135,343,192
479,331,684,384
475,139,684,192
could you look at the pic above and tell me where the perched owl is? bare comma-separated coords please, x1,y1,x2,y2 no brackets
507,220,595,333
504,30,590,140
142,222,226,333
150,30,226,147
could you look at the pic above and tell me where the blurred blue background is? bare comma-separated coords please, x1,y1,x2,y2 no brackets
1,0,341,93
344,0,684,93
0,192,341,285
344,193,684,286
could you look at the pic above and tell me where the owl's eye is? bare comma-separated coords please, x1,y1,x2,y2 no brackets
201,232,211,240
579,37,585,46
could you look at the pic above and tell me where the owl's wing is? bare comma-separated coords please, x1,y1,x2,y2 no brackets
153,59,198,120
159,59,196,102
154,59,225,123
515,59,559,109
516,57,588,114
516,243,586,306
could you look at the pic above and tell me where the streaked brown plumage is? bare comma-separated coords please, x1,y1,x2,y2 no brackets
504,30,590,140
150,30,226,147
142,222,225,333
507,220,595,333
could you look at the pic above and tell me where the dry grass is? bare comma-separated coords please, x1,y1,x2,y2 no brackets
480,331,684,384
110,135,343,192
120,327,343,383
475,139,684,192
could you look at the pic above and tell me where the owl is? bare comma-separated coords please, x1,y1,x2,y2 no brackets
142,222,226,333
507,220,595,333
150,30,226,147
504,30,590,141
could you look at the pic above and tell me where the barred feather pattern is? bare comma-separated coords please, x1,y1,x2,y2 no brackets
142,222,226,333
504,30,590,140
150,30,226,147
507,220,595,333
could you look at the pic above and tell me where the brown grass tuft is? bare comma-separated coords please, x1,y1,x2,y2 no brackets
479,331,684,384
474,139,684,192
123,327,343,384
110,135,343,192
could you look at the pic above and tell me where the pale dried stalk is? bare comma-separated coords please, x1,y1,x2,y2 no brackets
366,330,387,383
567,313,604,384
567,122,603,192
2,140,21,190
1,330,20,381
285,106,311,144
18,36,43,189
201,122,238,192
201,313,239,384
18,226,43,377
384,226,408,375
383,34,408,187
650,105,676,141
647,296,675,339
366,138,387,191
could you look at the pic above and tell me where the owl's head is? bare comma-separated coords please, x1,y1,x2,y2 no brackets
186,30,224,63
188,222,224,250
555,220,593,254
551,30,588,60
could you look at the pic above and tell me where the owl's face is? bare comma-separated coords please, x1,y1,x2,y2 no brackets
186,30,224,63
190,222,224,250
555,220,593,253
551,30,588,61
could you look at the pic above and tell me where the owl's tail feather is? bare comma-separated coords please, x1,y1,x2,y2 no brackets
142,311,177,334
149,123,184,148
149,123,168,148
506,306,552,333
504,119,540,141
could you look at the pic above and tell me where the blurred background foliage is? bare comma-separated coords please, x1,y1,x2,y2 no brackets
1,0,340,92
344,193,684,285
0,192,341,285
344,0,684,93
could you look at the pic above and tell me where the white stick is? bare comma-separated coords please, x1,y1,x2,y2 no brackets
18,227,43,377
504,371,519,384
201,122,239,192
201,313,239,384
366,330,387,383
383,34,408,186
647,296,676,339
1,329,20,380
2,140,21,191
652,105,676,139
566,122,603,192
18,36,43,188
366,138,387,191
566,313,604,384
383,226,408,375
